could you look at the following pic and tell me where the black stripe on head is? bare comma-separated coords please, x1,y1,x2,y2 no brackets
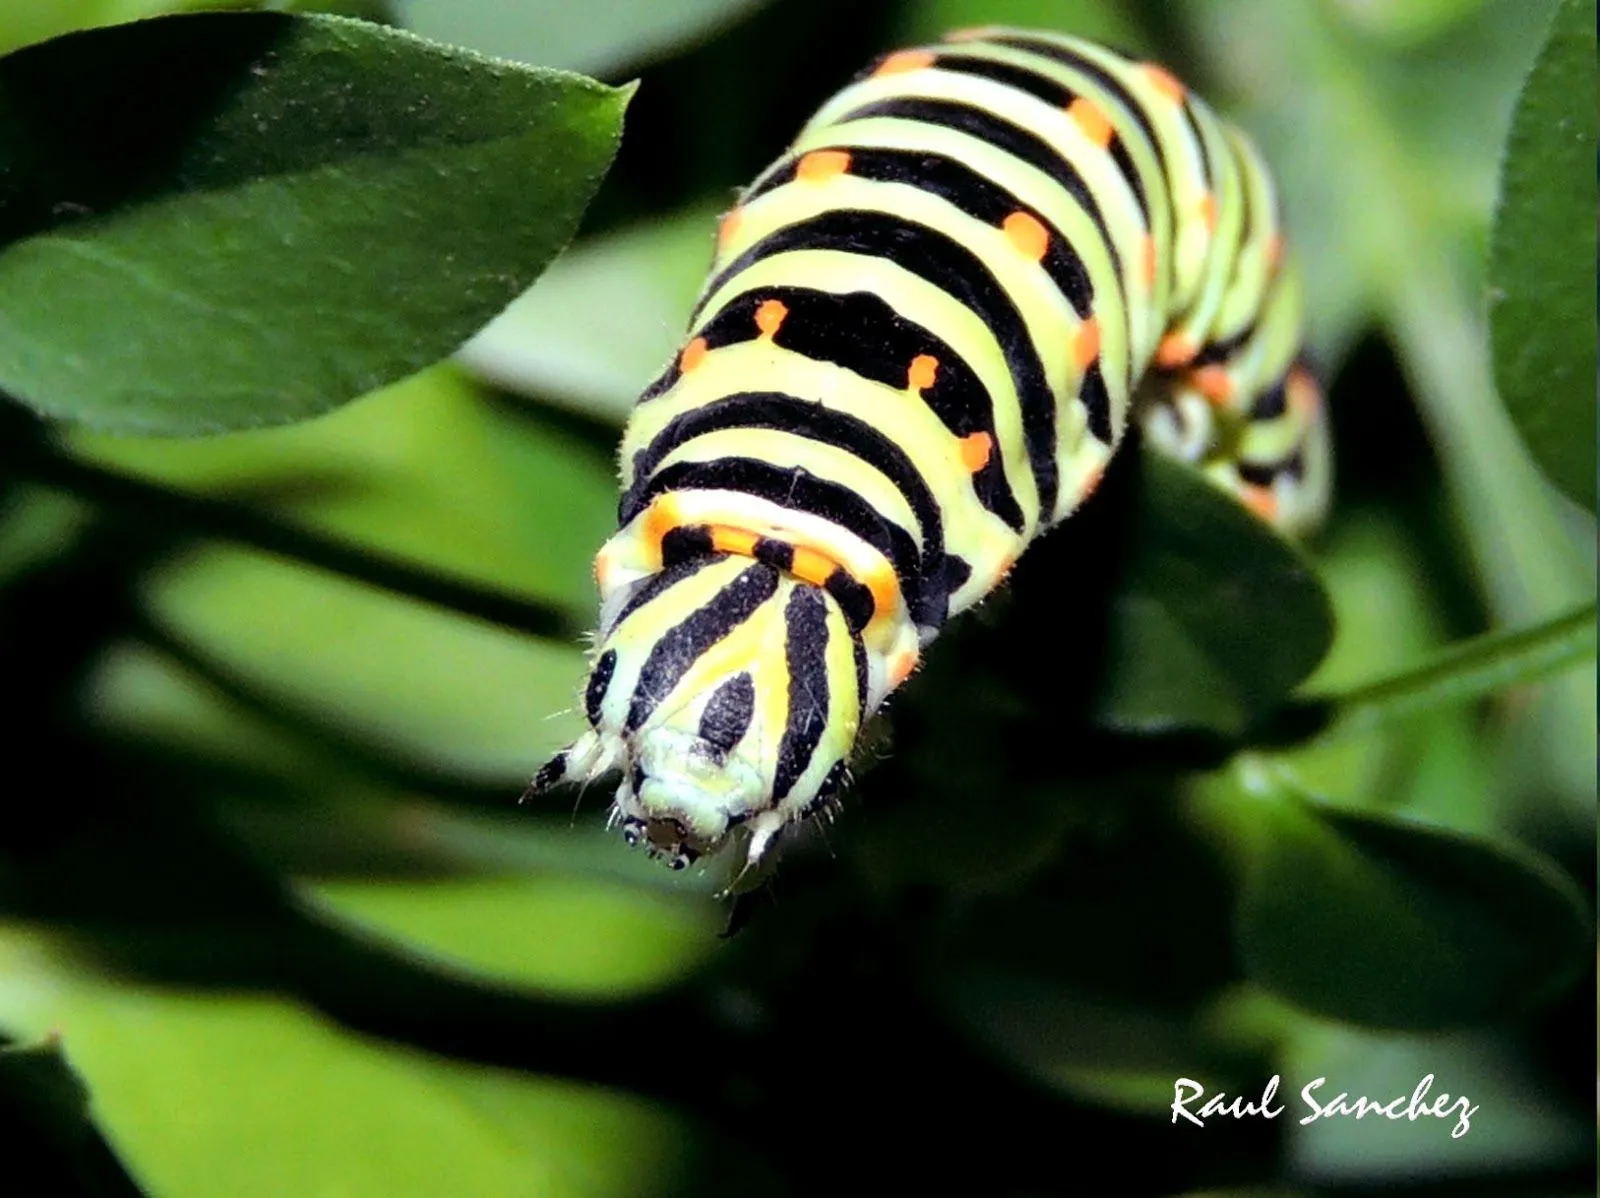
626,391,947,565
698,671,756,756
825,569,875,634
610,553,726,632
684,285,1026,532
754,537,796,571
932,55,1151,226
660,525,714,566
696,209,1059,516
625,563,781,733
623,456,924,593
773,586,832,802
835,97,1124,289
584,648,618,726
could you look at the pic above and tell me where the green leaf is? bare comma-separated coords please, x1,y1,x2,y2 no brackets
1488,0,1598,511
0,927,688,1198
1192,766,1591,1028
394,0,767,75
1091,450,1335,736
302,875,720,996
1284,1027,1594,1181
0,12,630,433
0,3,392,58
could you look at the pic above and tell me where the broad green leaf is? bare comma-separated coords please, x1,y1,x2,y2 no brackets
303,875,720,995
0,927,687,1198
1283,1026,1593,1181
459,205,720,424
1091,450,1334,736
110,369,612,784
395,0,767,75
1488,0,1597,511
0,12,629,433
936,970,1264,1115
0,2,391,58
71,365,615,612
1192,766,1590,1028
142,545,588,784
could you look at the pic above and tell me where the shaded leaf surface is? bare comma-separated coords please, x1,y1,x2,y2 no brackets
0,927,686,1198
1195,772,1591,1028
1488,0,1598,510
1091,450,1335,736
0,12,629,433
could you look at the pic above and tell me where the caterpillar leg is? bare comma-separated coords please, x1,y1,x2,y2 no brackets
1139,260,1331,538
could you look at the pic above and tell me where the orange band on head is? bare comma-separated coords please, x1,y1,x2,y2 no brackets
1192,364,1233,404
1143,63,1187,101
1266,232,1285,270
1142,234,1159,289
679,337,708,373
1073,315,1101,370
711,527,759,557
1067,97,1114,148
593,548,613,590
864,563,901,623
958,431,992,472
1198,192,1218,233
907,353,939,392
754,298,788,338
789,546,836,588
642,497,681,564
1155,332,1195,369
797,149,851,182
1242,484,1279,522
875,49,936,76
1002,210,1049,261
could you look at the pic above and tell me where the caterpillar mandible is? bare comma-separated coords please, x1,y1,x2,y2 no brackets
529,27,1331,874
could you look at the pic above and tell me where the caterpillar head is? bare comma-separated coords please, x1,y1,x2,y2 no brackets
530,555,865,872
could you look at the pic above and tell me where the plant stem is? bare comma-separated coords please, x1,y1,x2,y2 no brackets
1270,603,1596,745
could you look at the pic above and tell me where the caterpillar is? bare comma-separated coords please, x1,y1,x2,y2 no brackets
529,27,1331,874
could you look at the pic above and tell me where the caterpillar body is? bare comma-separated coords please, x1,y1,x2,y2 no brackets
530,28,1331,873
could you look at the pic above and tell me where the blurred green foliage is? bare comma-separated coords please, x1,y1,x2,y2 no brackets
0,1,1593,1195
